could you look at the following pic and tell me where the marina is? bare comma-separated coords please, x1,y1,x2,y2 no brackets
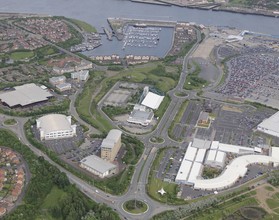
122,26,161,50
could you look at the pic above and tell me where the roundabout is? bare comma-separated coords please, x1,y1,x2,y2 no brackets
122,199,149,215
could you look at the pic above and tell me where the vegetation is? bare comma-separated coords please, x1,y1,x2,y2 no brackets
3,118,17,126
10,51,34,61
0,129,119,220
202,167,222,179
123,200,148,214
75,71,113,133
147,147,186,205
107,65,124,71
102,105,133,119
184,61,207,90
228,0,279,10
24,119,144,195
154,95,171,119
152,190,258,220
150,136,164,144
68,18,97,33
168,101,188,141
268,171,279,187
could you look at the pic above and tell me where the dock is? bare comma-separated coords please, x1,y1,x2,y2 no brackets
103,27,113,41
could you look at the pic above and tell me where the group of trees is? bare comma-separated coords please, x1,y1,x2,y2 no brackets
0,129,119,220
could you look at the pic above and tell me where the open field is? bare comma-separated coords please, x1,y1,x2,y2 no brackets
68,18,97,33
10,51,34,61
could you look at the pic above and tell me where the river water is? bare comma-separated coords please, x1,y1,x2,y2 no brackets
1,0,279,57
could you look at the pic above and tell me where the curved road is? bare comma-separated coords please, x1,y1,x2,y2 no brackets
0,29,201,220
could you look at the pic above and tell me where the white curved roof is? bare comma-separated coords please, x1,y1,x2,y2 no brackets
194,155,279,190
37,114,73,134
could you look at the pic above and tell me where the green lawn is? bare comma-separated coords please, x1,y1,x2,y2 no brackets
3,118,17,125
184,61,207,90
69,18,97,32
123,200,148,214
147,147,186,205
41,186,66,209
10,51,34,61
265,186,275,192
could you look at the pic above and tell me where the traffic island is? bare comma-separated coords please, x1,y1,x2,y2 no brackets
149,136,165,144
3,118,17,126
122,199,149,215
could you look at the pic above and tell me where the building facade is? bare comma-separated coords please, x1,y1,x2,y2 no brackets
36,114,76,140
101,129,122,162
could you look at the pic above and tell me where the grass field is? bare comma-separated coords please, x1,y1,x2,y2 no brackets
184,61,207,90
69,18,97,33
3,118,17,125
147,147,186,205
123,200,148,214
10,51,34,61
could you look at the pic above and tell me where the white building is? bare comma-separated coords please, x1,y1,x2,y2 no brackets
36,114,76,140
141,92,164,110
80,155,116,178
205,150,226,168
71,70,89,81
257,111,279,138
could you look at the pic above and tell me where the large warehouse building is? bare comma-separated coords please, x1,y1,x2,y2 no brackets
80,155,116,178
0,83,53,108
101,129,122,162
36,114,76,140
257,111,279,138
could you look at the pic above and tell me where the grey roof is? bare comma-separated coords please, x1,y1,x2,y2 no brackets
80,155,116,174
0,83,53,107
258,111,279,133
37,114,74,134
101,129,122,149
129,110,154,122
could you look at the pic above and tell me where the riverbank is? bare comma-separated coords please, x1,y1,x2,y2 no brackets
129,0,279,18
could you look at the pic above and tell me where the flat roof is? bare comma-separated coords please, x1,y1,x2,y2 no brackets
128,110,154,122
215,151,226,163
258,111,279,134
195,148,206,163
37,114,74,134
184,144,198,161
175,160,192,183
101,129,122,149
206,149,217,162
141,92,164,110
188,162,203,184
80,155,116,174
0,83,53,107
192,138,211,149
194,155,279,190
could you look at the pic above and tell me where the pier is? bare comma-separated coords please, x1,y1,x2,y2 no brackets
103,27,113,41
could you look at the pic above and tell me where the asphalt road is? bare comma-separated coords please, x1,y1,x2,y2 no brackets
0,28,211,220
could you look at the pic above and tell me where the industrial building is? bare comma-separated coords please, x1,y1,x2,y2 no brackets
257,111,279,138
36,114,76,140
205,150,226,168
101,129,122,162
49,76,66,86
56,83,72,92
141,92,164,110
71,70,89,81
175,142,206,185
0,83,53,108
80,155,116,178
